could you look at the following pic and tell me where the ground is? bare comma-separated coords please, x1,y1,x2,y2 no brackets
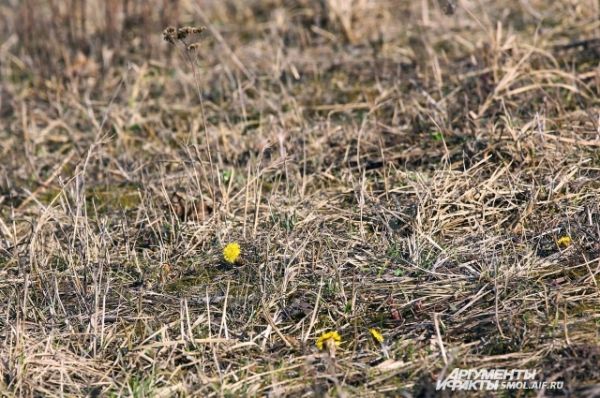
1,0,599,397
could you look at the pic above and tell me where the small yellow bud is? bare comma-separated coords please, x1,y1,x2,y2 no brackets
557,236,572,248
369,328,384,344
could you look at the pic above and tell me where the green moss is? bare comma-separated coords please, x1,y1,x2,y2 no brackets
270,211,297,231
51,255,69,272
164,264,234,295
165,274,213,294
37,184,141,211
38,188,62,205
87,186,141,210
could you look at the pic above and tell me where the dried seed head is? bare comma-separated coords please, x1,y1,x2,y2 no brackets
176,27,191,40
163,26,176,44
164,26,206,44
187,42,201,52
177,26,206,40
438,0,456,15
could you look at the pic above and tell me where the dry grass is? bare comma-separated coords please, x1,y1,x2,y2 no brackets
1,0,600,396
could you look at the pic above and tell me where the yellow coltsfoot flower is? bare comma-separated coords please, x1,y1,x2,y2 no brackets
557,236,572,248
316,331,341,352
223,242,241,264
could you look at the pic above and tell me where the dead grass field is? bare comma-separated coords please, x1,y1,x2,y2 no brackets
1,0,600,396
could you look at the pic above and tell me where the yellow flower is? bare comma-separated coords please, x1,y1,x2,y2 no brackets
316,331,341,350
557,236,572,248
369,328,384,344
223,242,241,264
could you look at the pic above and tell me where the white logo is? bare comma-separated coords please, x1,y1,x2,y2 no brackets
436,368,564,391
